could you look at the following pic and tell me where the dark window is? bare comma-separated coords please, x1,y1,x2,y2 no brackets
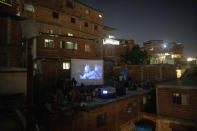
52,12,59,19
173,93,182,105
66,1,74,9
94,25,98,30
71,17,76,23
97,113,106,127
84,22,88,27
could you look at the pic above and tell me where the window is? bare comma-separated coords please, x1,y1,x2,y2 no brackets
52,12,59,19
44,39,54,48
47,29,53,34
85,9,89,15
71,17,76,23
60,41,77,50
66,1,74,9
63,62,70,70
85,44,90,52
68,33,74,37
24,4,35,12
143,96,147,104
84,22,88,27
173,93,188,105
94,25,98,30
97,113,106,127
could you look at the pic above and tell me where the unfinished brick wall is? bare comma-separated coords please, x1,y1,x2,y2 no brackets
113,65,176,83
47,95,144,131
0,17,23,67
157,88,197,121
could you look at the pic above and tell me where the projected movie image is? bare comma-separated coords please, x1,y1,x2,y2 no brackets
71,59,103,85
80,64,102,80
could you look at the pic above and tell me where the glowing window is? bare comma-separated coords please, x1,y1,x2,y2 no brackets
34,63,37,70
85,44,90,52
68,33,74,37
85,9,89,15
63,62,70,70
44,39,54,48
176,69,182,79
24,4,35,12
47,29,53,34
150,48,154,51
173,93,188,105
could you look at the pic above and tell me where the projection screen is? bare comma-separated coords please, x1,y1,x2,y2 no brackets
71,59,103,85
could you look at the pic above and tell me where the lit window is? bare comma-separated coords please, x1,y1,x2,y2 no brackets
44,39,54,48
68,33,74,37
24,4,35,12
47,29,53,34
176,69,182,78
85,44,90,52
99,14,102,18
150,48,154,51
173,93,188,105
60,41,77,50
63,62,70,70
143,96,147,104
34,63,37,70
85,9,89,15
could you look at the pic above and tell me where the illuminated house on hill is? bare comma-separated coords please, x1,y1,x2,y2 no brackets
142,40,184,65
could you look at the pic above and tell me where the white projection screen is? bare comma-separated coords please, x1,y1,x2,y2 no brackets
71,59,103,85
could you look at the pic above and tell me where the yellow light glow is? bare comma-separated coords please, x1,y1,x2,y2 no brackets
187,57,196,62
68,33,74,37
176,69,182,79
99,14,102,18
150,48,154,51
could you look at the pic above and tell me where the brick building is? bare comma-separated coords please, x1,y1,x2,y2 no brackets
103,26,134,65
0,0,24,67
142,40,184,65
46,88,156,131
113,64,177,83
20,0,104,84
156,73,197,131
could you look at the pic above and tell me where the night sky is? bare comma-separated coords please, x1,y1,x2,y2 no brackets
79,0,197,57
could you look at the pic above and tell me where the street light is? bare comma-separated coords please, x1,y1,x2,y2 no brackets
163,44,167,48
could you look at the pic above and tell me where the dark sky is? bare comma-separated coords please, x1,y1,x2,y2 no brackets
79,0,197,57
